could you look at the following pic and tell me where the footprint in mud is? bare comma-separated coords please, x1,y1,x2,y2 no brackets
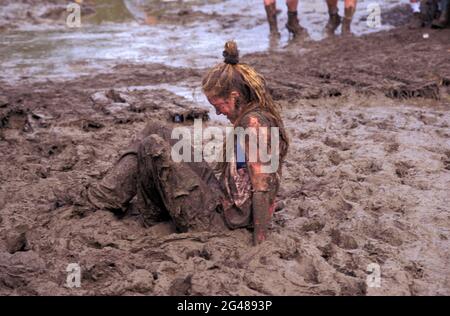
395,161,414,178
404,262,425,279
0,105,33,133
82,258,122,285
334,273,367,296
81,120,104,132
384,142,400,153
5,225,30,254
323,195,353,220
418,113,438,126
126,269,154,294
300,219,325,234
0,251,46,291
318,243,335,262
363,242,389,264
169,275,192,296
353,159,383,175
34,136,67,158
342,117,359,130
29,112,53,129
33,134,80,171
295,256,320,285
441,151,450,170
328,150,343,166
323,136,352,151
340,181,371,203
375,227,404,247
330,229,359,250
385,83,440,100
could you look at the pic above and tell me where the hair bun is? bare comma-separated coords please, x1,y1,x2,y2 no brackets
222,40,239,65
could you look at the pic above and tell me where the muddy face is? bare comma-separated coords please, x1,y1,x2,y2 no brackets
206,93,238,123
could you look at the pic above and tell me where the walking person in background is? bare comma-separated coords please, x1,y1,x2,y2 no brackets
408,0,424,28
264,0,307,38
325,0,358,36
409,0,449,29
432,0,449,28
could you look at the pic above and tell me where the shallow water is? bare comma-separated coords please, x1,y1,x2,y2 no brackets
0,0,410,82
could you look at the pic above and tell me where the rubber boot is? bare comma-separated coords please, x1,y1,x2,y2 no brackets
325,7,341,36
286,10,306,38
421,0,439,26
342,6,355,36
432,3,449,28
265,3,280,37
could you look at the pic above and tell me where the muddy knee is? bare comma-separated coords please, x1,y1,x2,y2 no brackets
139,134,170,155
85,153,138,212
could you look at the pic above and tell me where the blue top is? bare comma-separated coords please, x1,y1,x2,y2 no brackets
236,141,247,170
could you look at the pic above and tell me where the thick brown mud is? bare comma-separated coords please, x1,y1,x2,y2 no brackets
0,3,449,295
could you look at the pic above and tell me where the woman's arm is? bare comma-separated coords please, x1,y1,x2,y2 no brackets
241,114,279,245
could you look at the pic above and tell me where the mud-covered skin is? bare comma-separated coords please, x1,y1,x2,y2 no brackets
252,191,272,245
221,107,284,239
242,109,283,245
240,110,282,195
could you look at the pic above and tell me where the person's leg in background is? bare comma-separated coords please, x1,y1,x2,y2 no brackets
264,0,280,37
432,0,449,27
285,0,306,37
408,0,424,28
421,0,440,26
342,0,357,35
325,0,341,36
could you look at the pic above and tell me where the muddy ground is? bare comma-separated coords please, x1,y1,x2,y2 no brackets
0,3,449,295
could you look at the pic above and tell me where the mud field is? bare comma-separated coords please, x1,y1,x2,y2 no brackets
0,1,449,295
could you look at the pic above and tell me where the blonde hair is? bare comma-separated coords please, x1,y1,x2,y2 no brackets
202,40,289,169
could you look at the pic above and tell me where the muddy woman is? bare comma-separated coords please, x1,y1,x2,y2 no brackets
83,41,289,245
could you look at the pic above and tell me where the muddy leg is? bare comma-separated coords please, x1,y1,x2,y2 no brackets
264,1,280,38
137,134,227,233
140,121,225,194
82,121,169,212
432,0,449,27
342,0,357,36
325,0,341,36
86,153,138,212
